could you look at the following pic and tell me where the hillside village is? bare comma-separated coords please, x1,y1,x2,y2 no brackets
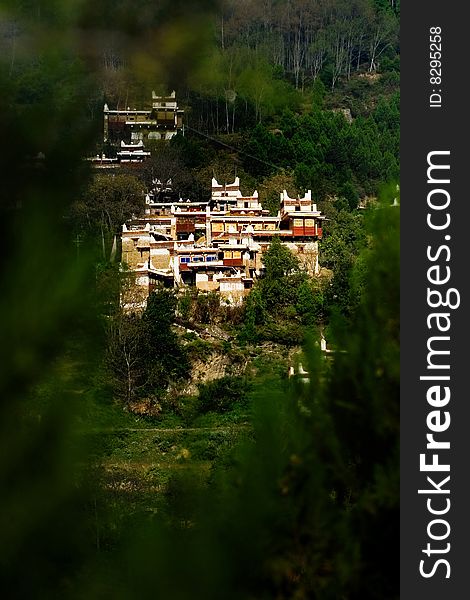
91,92,327,310
4,1,400,597
70,92,350,412
122,177,324,306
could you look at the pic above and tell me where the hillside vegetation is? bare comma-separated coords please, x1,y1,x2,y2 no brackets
1,1,399,598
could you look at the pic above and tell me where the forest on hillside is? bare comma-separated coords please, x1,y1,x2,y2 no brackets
2,0,399,202
101,0,399,203
0,1,399,598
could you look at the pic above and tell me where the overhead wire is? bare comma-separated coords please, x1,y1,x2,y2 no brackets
184,125,283,172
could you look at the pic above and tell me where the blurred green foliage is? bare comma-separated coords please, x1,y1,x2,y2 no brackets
0,0,398,597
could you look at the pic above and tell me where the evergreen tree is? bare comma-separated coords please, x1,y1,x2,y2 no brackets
260,236,301,310
239,287,266,343
142,288,189,391
296,278,325,325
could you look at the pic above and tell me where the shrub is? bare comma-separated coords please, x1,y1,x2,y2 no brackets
193,291,221,324
197,376,248,414
259,321,305,346
185,338,213,363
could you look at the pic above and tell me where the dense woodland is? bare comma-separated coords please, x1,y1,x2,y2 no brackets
1,1,399,598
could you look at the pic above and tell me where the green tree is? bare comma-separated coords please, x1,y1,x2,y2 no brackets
260,236,302,311
311,77,326,109
244,124,289,177
320,207,367,317
141,288,189,393
258,169,296,216
197,376,248,414
105,312,147,404
239,286,266,344
263,236,299,280
296,278,325,325
72,173,144,260
339,181,360,211
193,291,221,325
105,287,190,404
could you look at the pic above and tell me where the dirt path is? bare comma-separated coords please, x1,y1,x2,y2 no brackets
81,424,251,434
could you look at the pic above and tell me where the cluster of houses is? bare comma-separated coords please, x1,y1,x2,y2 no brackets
89,91,326,307
121,176,325,306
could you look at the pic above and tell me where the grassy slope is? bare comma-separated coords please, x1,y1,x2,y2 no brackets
64,348,291,538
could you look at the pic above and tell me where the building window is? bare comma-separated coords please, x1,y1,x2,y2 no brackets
180,256,190,263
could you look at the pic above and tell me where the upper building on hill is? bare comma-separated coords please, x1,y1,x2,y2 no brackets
103,90,184,146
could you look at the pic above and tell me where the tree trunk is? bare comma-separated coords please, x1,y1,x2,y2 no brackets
232,101,236,134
